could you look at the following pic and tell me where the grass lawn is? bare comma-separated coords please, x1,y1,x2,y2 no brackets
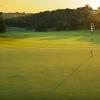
0,30,100,100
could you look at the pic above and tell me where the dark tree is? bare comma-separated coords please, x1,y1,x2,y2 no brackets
0,12,6,33
98,7,100,10
5,5,95,31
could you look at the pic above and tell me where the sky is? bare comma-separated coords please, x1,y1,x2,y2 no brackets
0,0,100,13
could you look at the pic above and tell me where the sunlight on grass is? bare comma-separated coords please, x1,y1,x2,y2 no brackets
0,31,100,100
0,30,100,48
0,36,99,48
0,48,100,100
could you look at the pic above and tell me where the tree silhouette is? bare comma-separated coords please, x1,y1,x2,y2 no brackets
0,12,6,33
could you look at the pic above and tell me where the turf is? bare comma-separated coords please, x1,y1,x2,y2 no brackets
0,30,100,100
0,30,100,48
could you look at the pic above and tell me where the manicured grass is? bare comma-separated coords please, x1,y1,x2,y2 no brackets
0,30,100,48
0,30,100,100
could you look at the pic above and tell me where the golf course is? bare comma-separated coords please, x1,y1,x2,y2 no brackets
0,30,100,100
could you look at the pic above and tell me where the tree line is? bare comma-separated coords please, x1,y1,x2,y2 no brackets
0,12,6,33
1,5,100,32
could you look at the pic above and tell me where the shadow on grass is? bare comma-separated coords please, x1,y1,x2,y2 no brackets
81,31,100,45
0,30,100,45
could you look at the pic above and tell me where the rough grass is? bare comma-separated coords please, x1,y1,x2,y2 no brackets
0,30,100,100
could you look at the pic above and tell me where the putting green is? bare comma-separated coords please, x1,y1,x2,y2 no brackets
0,31,100,100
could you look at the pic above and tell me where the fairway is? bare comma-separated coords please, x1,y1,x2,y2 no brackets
0,30,100,100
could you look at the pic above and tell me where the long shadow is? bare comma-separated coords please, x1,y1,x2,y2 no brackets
0,30,100,45
0,30,84,39
81,32,100,45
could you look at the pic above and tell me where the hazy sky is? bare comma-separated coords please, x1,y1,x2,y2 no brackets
0,0,100,13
